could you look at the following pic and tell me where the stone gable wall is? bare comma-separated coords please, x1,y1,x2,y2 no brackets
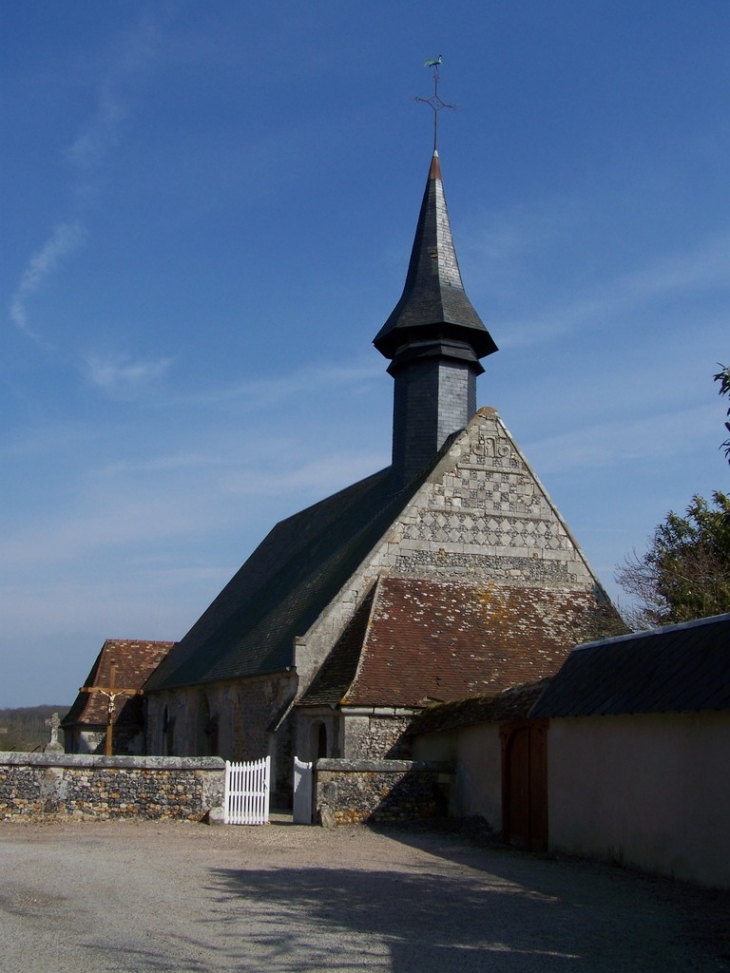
296,408,607,694
0,752,224,821
384,409,596,586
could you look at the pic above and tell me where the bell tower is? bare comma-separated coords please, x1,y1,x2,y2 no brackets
373,150,497,484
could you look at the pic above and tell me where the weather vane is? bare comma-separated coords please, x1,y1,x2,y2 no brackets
416,55,457,152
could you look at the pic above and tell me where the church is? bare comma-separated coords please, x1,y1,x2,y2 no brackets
140,146,624,800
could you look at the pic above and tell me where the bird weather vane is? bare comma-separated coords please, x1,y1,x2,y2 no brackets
416,55,457,152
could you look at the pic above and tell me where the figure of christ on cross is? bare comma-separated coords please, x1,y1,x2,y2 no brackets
79,663,144,756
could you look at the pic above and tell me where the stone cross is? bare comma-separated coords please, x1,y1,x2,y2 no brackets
44,712,64,753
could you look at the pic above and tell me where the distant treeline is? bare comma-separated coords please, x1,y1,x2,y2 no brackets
0,705,69,752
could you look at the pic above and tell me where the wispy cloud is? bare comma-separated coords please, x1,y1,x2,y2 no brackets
93,452,218,476
0,442,386,573
221,451,388,498
66,89,127,171
495,227,730,350
84,353,173,395
9,222,86,338
66,15,161,174
524,403,719,474
8,13,165,343
0,489,212,572
186,360,384,409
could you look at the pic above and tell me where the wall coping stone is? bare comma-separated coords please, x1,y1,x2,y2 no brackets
316,758,454,773
0,752,225,771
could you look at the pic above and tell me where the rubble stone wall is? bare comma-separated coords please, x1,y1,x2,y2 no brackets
342,714,414,760
0,752,225,821
315,758,453,825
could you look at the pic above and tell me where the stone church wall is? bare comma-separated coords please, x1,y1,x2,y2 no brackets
145,671,296,802
293,709,343,762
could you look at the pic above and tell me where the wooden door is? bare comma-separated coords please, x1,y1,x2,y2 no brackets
501,721,548,852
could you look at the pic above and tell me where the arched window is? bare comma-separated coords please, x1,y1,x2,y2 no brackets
206,714,219,756
163,706,175,756
310,720,328,760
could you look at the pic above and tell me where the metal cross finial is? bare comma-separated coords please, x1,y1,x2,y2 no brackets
416,56,457,152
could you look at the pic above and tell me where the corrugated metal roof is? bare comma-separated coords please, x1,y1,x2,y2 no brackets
530,613,730,718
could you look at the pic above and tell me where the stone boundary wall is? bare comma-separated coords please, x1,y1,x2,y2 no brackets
315,758,454,826
0,752,225,822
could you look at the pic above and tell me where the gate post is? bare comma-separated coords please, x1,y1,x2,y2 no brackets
224,759,231,825
293,756,313,824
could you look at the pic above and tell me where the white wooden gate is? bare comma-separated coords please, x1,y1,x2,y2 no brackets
224,756,270,824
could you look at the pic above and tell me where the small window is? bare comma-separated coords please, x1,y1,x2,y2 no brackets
310,720,328,760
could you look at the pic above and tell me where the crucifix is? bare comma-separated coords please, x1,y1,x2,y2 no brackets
416,55,458,152
79,663,144,756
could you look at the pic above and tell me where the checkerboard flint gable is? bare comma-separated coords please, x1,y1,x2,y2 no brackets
142,150,624,801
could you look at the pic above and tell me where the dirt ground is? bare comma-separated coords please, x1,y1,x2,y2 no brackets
0,816,728,973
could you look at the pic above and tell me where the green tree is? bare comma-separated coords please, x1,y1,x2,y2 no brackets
714,363,730,463
616,491,730,629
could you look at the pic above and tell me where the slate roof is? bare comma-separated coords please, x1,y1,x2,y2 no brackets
62,640,175,728
530,612,730,719
300,576,619,709
373,151,497,362
145,462,439,692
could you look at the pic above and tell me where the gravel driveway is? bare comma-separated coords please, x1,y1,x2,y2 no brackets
0,817,728,972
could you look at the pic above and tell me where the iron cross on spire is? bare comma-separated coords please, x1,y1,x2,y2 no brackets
416,55,457,152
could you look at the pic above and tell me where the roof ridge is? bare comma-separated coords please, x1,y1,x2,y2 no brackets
573,611,730,652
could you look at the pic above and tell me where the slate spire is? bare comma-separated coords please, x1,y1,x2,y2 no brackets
374,150,498,483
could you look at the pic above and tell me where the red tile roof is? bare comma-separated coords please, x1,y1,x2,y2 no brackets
302,576,622,709
62,640,175,728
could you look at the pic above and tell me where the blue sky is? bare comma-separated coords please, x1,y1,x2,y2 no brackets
2,1,728,708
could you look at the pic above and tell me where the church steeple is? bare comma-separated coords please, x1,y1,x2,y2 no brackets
374,150,497,484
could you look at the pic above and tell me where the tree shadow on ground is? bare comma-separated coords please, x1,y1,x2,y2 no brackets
360,820,730,972
196,852,728,973
68,822,729,973
202,863,581,973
